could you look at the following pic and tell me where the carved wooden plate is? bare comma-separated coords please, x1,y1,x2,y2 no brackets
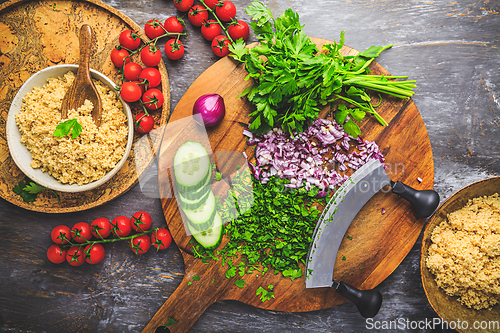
0,0,170,213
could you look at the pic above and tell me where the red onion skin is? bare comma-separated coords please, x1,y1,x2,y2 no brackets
193,94,226,127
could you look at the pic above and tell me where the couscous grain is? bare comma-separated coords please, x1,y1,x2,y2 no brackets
15,71,128,186
426,193,500,310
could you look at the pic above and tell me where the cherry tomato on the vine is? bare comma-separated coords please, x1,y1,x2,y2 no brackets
173,0,194,12
134,113,155,133
110,48,130,68
119,30,141,50
84,243,105,264
130,234,151,255
188,5,209,27
215,1,236,22
123,62,143,81
211,35,232,57
164,39,184,60
144,19,165,39
66,246,85,266
151,228,172,250
120,81,143,103
71,222,92,243
141,45,162,67
164,16,184,34
51,225,72,245
139,67,161,89
228,20,249,41
142,88,164,111
131,211,152,232
47,244,68,264
91,217,112,239
201,20,222,41
111,216,132,237
204,0,220,9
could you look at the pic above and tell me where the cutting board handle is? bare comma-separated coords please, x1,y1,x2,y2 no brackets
141,253,227,333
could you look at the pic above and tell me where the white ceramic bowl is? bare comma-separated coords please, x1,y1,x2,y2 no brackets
6,64,134,193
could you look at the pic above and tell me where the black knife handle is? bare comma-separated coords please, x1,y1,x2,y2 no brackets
334,281,382,318
391,181,440,218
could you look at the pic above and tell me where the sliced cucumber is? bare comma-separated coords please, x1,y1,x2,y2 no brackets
182,190,216,232
176,170,212,201
173,141,211,192
188,211,223,250
178,187,211,210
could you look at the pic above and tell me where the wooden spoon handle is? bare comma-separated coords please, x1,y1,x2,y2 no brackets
77,24,92,82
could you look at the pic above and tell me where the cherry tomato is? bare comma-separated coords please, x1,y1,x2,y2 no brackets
134,113,155,133
211,35,232,57
120,81,143,103
110,48,130,68
228,20,249,41
131,211,152,232
47,244,68,264
66,246,85,266
141,45,162,67
130,234,151,255
119,30,141,50
111,216,132,237
139,67,161,89
188,5,209,27
201,20,222,41
164,39,184,60
71,222,92,243
90,217,112,239
173,0,194,12
151,228,172,250
204,0,220,10
123,62,143,81
144,19,165,39
215,1,236,22
164,16,184,34
142,88,164,110
51,225,72,245
84,243,105,264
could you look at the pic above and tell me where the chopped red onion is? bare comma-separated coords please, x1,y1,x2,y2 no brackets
243,118,385,193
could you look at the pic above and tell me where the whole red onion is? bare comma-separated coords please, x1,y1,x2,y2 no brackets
192,93,226,127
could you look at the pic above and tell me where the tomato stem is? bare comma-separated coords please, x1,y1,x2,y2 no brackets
199,0,234,43
59,228,159,250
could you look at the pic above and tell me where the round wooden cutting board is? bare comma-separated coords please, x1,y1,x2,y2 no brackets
0,0,170,213
146,38,434,333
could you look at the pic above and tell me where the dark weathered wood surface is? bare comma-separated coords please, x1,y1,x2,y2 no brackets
1,0,499,332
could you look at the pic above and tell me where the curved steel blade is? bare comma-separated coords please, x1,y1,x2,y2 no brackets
305,159,391,288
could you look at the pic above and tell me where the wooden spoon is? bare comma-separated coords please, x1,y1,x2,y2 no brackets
61,24,102,127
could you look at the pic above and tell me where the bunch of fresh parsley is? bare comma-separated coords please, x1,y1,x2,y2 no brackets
229,1,417,136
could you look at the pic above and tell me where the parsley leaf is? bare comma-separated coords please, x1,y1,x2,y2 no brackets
164,317,178,328
12,177,61,204
53,118,82,139
235,279,245,288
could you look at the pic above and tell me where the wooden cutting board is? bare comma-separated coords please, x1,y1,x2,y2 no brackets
0,0,170,213
145,37,434,333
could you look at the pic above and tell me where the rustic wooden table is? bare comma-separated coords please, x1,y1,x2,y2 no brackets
1,0,499,332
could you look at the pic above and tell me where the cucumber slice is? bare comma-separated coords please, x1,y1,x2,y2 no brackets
176,170,212,201
188,211,223,250
173,141,211,192
178,187,211,210
182,190,216,232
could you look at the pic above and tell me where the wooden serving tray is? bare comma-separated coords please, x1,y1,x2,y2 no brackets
146,38,435,332
0,0,170,213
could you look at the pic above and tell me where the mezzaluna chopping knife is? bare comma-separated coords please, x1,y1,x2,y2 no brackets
305,159,440,318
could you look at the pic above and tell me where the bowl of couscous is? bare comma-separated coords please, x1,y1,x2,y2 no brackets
421,176,500,333
6,64,134,193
